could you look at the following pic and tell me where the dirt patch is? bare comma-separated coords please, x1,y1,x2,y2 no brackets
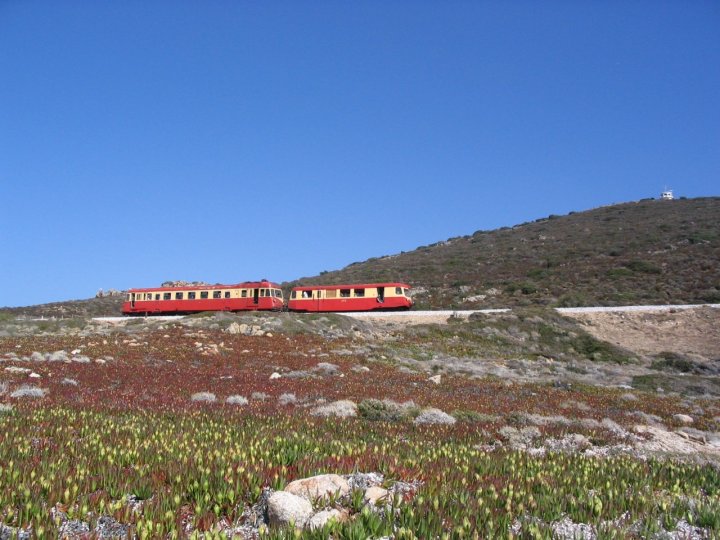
565,307,720,359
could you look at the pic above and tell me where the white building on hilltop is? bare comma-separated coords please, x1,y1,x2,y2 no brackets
660,188,674,200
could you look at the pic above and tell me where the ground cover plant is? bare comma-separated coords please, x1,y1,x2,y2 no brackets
1,407,719,539
1,317,719,537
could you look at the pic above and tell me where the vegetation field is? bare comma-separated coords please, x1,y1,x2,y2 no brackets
1,313,719,538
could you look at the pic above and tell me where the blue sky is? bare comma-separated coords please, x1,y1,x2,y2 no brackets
1,1,718,307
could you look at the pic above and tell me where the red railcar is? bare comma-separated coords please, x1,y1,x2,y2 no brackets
287,283,412,312
122,280,283,315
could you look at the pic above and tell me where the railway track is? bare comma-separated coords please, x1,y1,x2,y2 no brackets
90,304,719,323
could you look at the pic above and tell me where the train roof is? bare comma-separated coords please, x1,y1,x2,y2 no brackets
128,281,281,293
291,282,411,291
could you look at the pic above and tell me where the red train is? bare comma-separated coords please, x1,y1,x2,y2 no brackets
287,283,412,312
121,280,412,315
122,280,284,315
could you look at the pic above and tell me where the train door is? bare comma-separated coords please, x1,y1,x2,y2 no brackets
131,293,136,309
253,288,259,306
376,287,385,304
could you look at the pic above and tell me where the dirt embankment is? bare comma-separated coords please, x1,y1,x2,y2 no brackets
565,307,720,360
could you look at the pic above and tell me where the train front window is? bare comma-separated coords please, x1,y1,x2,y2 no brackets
273,289,283,298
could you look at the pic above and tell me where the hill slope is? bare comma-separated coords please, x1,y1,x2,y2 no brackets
290,197,720,309
3,197,718,316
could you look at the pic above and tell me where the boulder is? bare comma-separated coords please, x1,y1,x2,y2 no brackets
428,374,441,385
364,486,389,505
673,414,694,425
285,474,350,500
267,491,313,529
307,509,347,530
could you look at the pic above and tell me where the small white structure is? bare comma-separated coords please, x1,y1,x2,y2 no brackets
660,188,674,200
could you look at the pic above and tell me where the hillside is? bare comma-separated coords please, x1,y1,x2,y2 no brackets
290,197,720,309
2,197,719,317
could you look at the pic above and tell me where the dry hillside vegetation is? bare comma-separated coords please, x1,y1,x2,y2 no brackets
292,197,720,309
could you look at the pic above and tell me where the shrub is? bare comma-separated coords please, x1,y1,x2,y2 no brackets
190,392,216,403
10,385,46,399
358,399,416,422
451,410,500,423
278,393,297,406
625,260,662,274
414,408,456,425
311,400,357,418
225,395,248,405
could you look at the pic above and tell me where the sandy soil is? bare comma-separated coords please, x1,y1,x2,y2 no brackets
565,307,720,359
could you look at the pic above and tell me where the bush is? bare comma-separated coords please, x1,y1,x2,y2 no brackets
625,260,662,274
225,395,248,405
190,392,216,403
10,385,47,399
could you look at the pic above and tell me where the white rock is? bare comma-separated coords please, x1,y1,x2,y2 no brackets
673,414,694,425
270,372,282,380
225,322,242,334
267,491,313,529
29,373,41,378
364,486,389,505
307,509,346,530
428,375,442,385
285,474,351,500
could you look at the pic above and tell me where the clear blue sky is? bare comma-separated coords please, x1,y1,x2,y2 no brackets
1,1,718,307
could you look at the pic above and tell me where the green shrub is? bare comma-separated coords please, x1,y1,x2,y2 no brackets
625,260,662,274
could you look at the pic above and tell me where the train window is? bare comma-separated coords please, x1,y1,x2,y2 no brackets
163,293,171,300
340,289,351,298
395,287,402,295
213,291,221,299
224,291,230,299
176,292,184,300
155,294,160,300
146,293,152,300
188,292,196,300
354,289,365,297
200,291,208,299
274,289,283,298
301,290,312,298
127,294,131,301
241,290,247,298
326,289,337,299
291,291,297,299
404,288,410,296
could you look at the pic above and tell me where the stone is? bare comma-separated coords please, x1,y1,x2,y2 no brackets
364,486,389,505
284,474,351,500
267,491,313,529
307,509,347,530
673,414,694,425
428,375,441,385
269,372,281,380
225,322,241,334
